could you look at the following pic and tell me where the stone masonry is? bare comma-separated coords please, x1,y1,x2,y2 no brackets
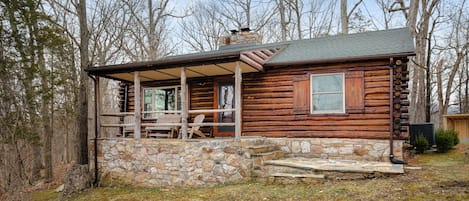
93,137,404,187
267,138,404,162
95,138,261,187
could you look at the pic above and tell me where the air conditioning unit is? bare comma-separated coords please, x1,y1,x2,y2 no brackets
409,123,435,146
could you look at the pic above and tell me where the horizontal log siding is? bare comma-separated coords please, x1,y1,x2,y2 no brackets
242,64,391,139
188,79,214,125
120,60,392,139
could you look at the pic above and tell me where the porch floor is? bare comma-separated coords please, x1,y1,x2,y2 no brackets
264,157,404,174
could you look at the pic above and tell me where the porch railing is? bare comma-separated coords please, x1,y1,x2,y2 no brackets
99,108,236,138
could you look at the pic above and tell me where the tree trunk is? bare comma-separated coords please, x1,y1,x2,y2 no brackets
278,0,287,41
341,0,348,34
77,0,89,165
437,59,444,126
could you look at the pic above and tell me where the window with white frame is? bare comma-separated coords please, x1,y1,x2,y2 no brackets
143,86,181,119
310,73,345,114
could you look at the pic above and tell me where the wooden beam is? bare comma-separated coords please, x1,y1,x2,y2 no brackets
134,72,141,139
180,67,188,139
235,62,242,140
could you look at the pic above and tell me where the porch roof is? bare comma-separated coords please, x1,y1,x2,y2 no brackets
86,27,415,82
87,45,285,82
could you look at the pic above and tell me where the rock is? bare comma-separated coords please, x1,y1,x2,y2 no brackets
301,141,311,153
226,154,240,167
202,147,213,153
223,147,237,154
310,145,323,154
210,152,224,161
61,164,91,198
353,147,369,156
222,164,237,175
213,165,224,176
55,184,64,192
292,141,301,153
203,160,214,172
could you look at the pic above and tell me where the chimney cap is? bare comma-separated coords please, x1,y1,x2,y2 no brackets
230,29,239,35
240,27,251,32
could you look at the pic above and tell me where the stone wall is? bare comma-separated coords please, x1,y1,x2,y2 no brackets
267,138,404,162
93,137,404,187
95,138,262,187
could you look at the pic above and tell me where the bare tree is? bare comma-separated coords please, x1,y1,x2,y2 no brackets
375,0,395,29
122,0,179,61
306,0,337,38
179,3,226,52
435,0,468,125
393,0,441,123
340,0,363,34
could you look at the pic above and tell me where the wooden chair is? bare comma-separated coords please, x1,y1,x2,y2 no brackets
145,114,181,138
179,114,206,139
122,115,134,137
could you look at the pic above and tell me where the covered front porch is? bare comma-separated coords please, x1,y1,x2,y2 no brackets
87,47,282,140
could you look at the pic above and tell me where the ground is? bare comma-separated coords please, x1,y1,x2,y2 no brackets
31,142,469,201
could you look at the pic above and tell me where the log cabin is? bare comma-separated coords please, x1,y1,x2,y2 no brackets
86,28,415,186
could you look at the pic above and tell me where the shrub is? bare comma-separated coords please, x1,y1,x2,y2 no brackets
447,129,460,146
414,134,429,154
435,129,454,153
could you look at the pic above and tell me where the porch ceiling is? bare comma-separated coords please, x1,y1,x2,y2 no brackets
102,61,259,82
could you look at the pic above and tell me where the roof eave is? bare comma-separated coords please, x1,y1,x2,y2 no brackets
86,51,241,75
264,52,416,68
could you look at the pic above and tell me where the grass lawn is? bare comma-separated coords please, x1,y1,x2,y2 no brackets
33,143,469,201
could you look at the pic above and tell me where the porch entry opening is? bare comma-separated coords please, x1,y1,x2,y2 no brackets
215,81,235,135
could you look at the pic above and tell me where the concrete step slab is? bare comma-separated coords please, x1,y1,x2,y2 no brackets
264,157,404,174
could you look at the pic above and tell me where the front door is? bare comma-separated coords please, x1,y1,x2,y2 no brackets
214,81,235,136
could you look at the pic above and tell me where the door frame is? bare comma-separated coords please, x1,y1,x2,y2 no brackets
213,78,235,137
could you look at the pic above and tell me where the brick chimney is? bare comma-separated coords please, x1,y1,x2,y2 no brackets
219,28,261,48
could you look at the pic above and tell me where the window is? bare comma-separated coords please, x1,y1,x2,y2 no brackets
310,73,345,113
143,86,181,119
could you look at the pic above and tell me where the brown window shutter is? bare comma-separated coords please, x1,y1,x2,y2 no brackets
293,74,310,114
345,71,365,113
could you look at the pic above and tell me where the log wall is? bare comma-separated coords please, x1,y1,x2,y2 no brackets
119,59,408,140
242,61,392,139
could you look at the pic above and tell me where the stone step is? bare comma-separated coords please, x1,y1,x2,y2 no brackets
269,172,325,179
240,137,266,146
252,150,285,161
246,144,279,154
264,157,404,174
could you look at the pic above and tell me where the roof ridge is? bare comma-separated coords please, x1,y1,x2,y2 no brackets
273,27,410,45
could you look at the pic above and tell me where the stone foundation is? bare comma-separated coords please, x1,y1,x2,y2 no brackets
95,138,263,187
267,138,404,162
93,137,404,187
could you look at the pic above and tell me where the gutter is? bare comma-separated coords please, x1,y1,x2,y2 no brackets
87,74,99,186
389,58,407,165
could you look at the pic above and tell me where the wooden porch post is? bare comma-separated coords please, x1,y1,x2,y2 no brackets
134,71,141,139
235,62,242,140
180,67,188,139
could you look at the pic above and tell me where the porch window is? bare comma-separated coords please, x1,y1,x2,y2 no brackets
143,86,181,119
310,73,345,114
